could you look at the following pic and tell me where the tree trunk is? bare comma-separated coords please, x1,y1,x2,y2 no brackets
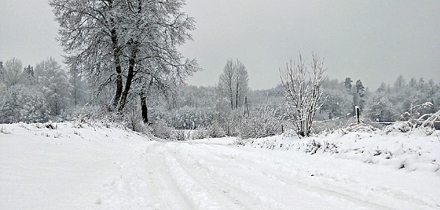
111,27,123,110
235,82,239,109
229,86,234,109
118,37,139,112
113,73,123,109
118,55,135,112
140,90,148,123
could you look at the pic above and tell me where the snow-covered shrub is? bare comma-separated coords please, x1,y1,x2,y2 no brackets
381,110,439,135
304,139,339,155
419,110,440,135
149,120,173,139
364,92,398,122
207,120,226,138
383,121,414,134
192,128,209,140
0,85,49,123
150,106,221,130
341,123,379,133
171,130,187,141
237,112,282,139
311,119,346,135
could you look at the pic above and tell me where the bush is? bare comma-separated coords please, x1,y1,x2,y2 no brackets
149,120,173,139
207,120,226,138
237,108,282,139
0,85,49,123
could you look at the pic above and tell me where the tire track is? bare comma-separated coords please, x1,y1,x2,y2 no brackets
168,142,363,209
184,142,395,210
143,142,194,210
194,143,437,210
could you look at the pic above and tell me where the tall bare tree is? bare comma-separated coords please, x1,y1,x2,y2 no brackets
280,54,326,137
218,59,249,110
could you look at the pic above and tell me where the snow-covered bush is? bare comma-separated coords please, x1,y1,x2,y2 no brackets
171,130,187,141
237,108,282,139
206,120,226,138
0,85,49,123
341,123,379,133
149,120,173,139
311,119,346,135
364,92,398,122
192,128,209,140
304,139,339,155
150,106,221,130
383,121,414,134
419,110,440,135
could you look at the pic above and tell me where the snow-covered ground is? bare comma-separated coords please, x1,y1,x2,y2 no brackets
1,122,439,209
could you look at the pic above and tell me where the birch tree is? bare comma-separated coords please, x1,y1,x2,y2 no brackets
280,54,326,137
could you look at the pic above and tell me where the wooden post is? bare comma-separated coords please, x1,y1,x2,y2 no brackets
355,106,360,124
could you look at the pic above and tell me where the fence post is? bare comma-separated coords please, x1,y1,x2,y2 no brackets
355,106,360,124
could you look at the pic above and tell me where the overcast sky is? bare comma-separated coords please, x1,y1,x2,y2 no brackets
1,0,439,90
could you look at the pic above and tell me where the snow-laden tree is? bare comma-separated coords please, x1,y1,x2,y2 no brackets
35,58,71,116
50,0,198,119
0,85,49,123
365,92,397,122
343,77,353,91
218,59,249,110
0,58,25,88
321,88,352,119
280,54,326,137
394,75,406,90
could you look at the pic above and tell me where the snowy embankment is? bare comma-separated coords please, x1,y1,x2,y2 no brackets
1,122,440,209
239,124,440,175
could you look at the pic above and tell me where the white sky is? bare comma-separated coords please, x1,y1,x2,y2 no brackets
1,0,439,90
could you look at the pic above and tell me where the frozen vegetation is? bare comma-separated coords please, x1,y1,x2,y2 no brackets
1,121,439,209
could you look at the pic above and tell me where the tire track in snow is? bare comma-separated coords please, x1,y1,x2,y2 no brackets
169,142,365,209
143,141,194,209
159,144,225,209
183,142,398,210
164,144,262,210
194,142,438,210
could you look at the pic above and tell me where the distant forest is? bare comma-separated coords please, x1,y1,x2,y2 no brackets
1,57,439,139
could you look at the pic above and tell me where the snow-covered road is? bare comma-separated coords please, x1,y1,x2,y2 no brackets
1,123,439,209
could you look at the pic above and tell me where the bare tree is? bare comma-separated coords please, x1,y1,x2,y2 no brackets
280,54,326,137
218,59,249,110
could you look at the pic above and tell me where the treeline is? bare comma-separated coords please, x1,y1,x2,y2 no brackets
1,57,439,138
366,76,440,122
0,57,89,123
148,74,440,139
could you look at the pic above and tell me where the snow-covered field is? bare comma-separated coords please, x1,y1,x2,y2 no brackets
1,122,439,209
